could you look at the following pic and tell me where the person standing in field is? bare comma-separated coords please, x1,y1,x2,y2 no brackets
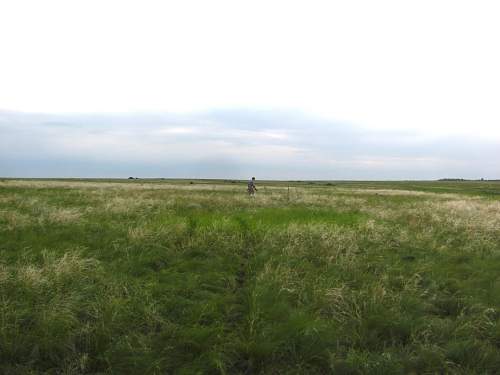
247,177,258,196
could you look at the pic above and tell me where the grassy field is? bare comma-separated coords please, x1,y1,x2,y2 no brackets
1,179,500,374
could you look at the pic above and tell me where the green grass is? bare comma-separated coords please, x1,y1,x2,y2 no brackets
1,179,500,374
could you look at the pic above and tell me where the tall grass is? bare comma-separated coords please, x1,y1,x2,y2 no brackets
1,179,500,373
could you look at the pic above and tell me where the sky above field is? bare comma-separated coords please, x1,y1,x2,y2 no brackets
1,0,499,179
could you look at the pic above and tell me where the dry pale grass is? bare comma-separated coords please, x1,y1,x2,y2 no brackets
45,208,82,224
27,205,83,226
265,220,397,269
256,262,301,293
16,250,100,288
1,197,83,226
17,196,41,209
357,195,500,258
102,195,160,214
0,210,31,230
322,284,362,323
292,192,368,209
411,198,500,233
321,280,406,325
51,251,99,277
127,225,154,241
0,264,9,283
336,188,458,199
0,195,22,204
440,199,500,230
2,180,414,214
358,191,500,232
0,179,247,192
17,265,46,287
359,205,401,220
273,223,360,264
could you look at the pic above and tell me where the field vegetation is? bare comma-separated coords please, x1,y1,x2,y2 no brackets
1,179,500,374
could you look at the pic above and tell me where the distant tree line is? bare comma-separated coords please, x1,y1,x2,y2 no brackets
438,178,499,182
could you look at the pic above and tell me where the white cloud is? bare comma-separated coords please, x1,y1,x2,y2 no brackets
1,0,500,140
157,127,199,135
1,110,498,179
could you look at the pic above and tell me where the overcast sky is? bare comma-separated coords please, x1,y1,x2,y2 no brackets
1,0,499,179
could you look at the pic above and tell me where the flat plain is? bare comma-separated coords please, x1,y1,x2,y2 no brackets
1,179,500,374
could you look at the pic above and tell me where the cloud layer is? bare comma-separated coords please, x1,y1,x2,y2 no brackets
1,110,498,180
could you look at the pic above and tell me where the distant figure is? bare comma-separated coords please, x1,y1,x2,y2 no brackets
247,177,258,196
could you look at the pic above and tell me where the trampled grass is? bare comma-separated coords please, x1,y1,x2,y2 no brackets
1,179,500,374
